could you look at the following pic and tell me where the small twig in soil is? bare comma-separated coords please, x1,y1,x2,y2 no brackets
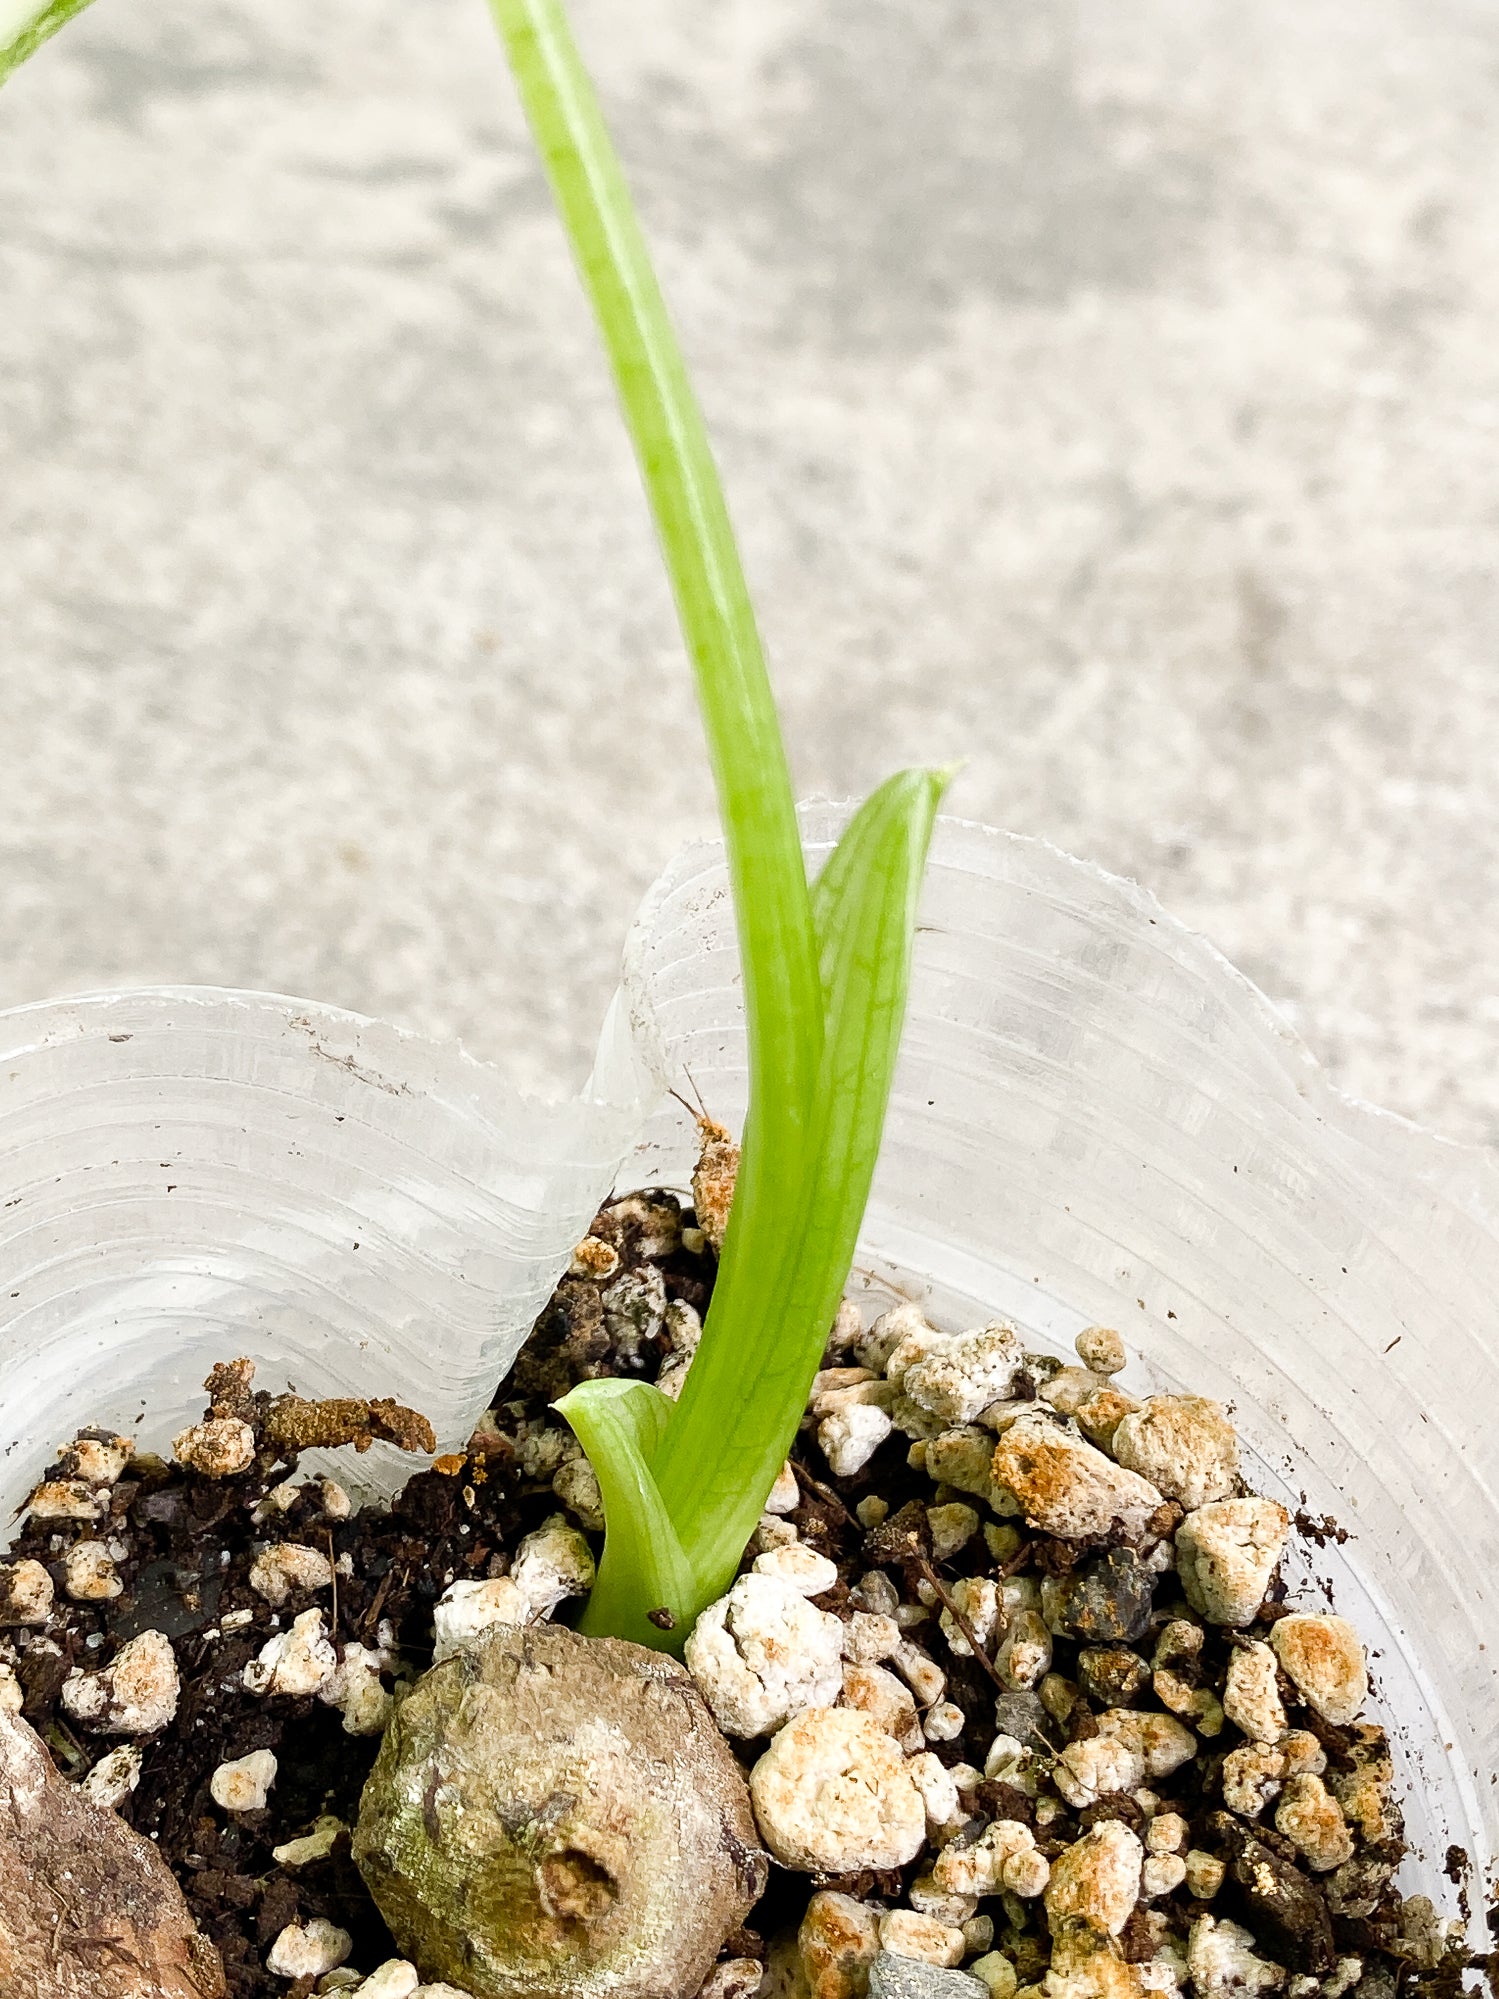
917,1554,1006,1692
363,1565,396,1641
327,1528,339,1637
789,1459,860,1530
45,1879,69,1961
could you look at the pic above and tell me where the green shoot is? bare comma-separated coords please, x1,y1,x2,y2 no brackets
0,0,99,87
491,0,951,1652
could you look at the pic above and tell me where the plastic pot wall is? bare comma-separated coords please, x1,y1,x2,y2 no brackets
0,987,644,1504
623,806,1499,1921
0,810,1493,1921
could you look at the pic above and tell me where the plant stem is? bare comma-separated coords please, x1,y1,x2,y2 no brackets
0,0,98,86
488,0,823,1166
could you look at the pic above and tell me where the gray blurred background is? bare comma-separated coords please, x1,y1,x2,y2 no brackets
1,0,1496,1140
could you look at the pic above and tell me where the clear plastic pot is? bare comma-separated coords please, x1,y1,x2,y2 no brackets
622,805,1499,1924
1,812,1492,1923
0,985,645,1506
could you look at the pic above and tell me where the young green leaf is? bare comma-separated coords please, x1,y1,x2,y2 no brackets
653,766,951,1599
0,0,99,86
491,0,952,1649
487,0,823,1195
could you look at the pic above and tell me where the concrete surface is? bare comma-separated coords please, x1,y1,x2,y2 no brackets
0,0,1496,1141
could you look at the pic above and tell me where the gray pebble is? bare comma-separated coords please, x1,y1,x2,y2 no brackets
868,1952,989,1999
1040,1548,1156,1642
991,1685,1052,1751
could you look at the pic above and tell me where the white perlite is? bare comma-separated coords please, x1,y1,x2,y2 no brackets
1074,1327,1127,1376
313,1475,353,1520
78,1743,143,1809
272,1815,345,1867
351,1963,420,1998
879,1909,966,1968
891,1639,946,1706
685,1571,845,1737
840,1662,922,1749
26,1479,106,1521
985,1733,1041,1793
510,1512,596,1621
993,1415,1163,1540
900,1322,1027,1426
855,1302,932,1373
753,1543,839,1596
553,1454,606,1531
907,1750,963,1832
1045,1821,1144,1936
432,1577,527,1662
935,1818,1051,1899
1053,1733,1146,1810
820,1401,895,1476
211,1748,278,1812
1223,1641,1288,1743
799,1889,883,1998
1221,1742,1289,1818
244,1608,337,1698
938,1575,1001,1659
1175,1498,1289,1626
63,1542,124,1603
1053,1710,1196,1807
843,1610,901,1664
250,1542,335,1606
60,1433,134,1485
266,1918,353,1980
810,1366,885,1415
884,1320,955,1389
0,1559,54,1626
819,1296,863,1357
1040,1366,1114,1417
749,1705,926,1873
1270,1614,1368,1725
172,1416,256,1478
62,1629,180,1735
925,1426,1010,1507
602,1264,667,1361
1110,1396,1240,1510
996,1606,1052,1691
320,1639,396,1736
1276,1774,1355,1872
1187,1916,1287,1998
1142,1853,1189,1899
923,1699,966,1743
1185,1851,1226,1900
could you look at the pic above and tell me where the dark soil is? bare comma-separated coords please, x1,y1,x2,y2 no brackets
3,1185,1493,1999
2,1191,716,1996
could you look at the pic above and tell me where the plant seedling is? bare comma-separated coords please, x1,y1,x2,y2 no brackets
490,0,952,1652
3,0,953,1657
